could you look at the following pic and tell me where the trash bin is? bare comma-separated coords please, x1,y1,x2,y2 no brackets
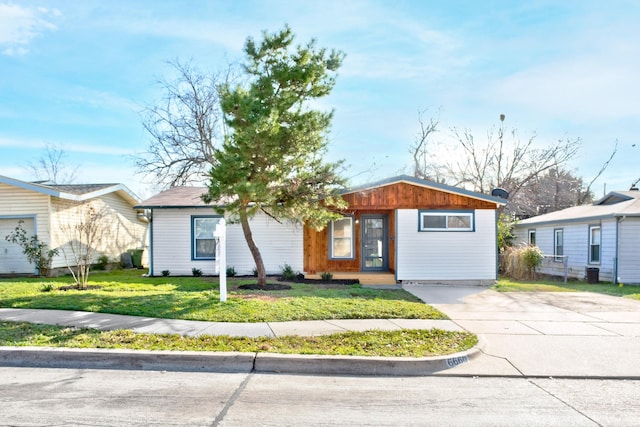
587,267,599,284
128,249,143,268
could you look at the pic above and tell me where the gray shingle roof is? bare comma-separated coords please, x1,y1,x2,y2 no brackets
46,183,118,195
135,187,211,208
136,175,507,209
0,175,140,205
517,190,640,226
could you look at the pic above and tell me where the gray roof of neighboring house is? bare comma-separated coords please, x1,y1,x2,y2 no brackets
136,175,507,209
0,175,140,205
135,187,211,208
516,189,640,227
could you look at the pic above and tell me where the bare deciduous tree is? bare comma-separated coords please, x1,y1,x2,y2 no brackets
510,167,592,217
579,140,618,204
24,144,78,184
410,108,442,182
136,60,236,188
58,202,107,289
412,112,581,211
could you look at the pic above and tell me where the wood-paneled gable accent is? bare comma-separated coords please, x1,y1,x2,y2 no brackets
342,182,497,210
303,181,497,274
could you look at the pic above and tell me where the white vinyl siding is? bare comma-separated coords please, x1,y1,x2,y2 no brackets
618,218,640,284
151,209,303,276
396,209,497,283
50,194,148,269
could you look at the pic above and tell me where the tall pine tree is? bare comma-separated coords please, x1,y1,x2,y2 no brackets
205,26,347,287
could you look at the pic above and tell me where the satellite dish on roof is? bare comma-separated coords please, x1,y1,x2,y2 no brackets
491,188,509,199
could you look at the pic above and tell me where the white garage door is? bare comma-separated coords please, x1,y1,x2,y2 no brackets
0,218,35,274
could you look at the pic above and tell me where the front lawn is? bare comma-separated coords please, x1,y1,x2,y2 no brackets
494,277,640,300
0,270,476,357
0,270,446,322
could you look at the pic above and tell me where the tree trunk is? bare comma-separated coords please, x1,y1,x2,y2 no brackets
239,204,267,287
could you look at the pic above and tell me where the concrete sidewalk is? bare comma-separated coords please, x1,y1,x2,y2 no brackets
2,286,640,378
0,308,474,376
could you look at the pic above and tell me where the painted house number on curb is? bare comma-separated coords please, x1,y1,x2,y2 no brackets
445,356,469,368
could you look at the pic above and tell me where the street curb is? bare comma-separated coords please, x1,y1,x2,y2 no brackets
0,339,484,376
255,346,482,376
0,347,255,373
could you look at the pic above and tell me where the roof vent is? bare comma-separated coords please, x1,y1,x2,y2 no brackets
491,188,509,199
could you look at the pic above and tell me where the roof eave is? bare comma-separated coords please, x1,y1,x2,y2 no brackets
515,212,638,228
342,175,507,206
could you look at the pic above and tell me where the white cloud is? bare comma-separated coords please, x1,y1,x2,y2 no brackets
0,3,60,55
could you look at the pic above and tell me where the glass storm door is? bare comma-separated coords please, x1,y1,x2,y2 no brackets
361,215,388,271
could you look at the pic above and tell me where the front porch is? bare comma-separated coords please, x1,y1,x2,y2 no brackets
304,272,398,286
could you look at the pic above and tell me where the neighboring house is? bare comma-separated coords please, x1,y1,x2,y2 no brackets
0,175,148,275
137,175,506,284
513,189,640,284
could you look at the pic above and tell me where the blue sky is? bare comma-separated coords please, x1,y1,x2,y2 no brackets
1,0,639,199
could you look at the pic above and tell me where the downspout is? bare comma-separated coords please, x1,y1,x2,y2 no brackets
148,208,154,276
495,208,499,281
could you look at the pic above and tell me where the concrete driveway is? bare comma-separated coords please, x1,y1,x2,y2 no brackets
403,284,640,378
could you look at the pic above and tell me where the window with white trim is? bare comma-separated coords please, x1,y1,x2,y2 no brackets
419,211,474,231
192,216,220,260
589,225,601,263
554,228,564,262
329,216,354,259
528,229,536,245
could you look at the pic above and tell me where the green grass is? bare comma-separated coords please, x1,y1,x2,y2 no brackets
0,270,446,322
494,277,640,300
0,270,466,357
0,321,477,358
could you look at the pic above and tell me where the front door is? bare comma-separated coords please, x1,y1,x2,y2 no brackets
361,215,388,271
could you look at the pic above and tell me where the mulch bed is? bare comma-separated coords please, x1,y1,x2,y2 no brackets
57,285,103,291
290,278,360,285
236,275,359,291
238,283,292,291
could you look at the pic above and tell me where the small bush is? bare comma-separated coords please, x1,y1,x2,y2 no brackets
321,271,333,281
251,267,258,277
226,266,236,277
192,268,202,277
4,220,58,277
94,254,109,271
161,270,170,277
39,283,55,292
503,244,544,280
280,263,296,281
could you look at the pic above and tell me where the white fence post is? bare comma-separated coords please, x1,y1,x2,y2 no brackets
214,218,227,302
